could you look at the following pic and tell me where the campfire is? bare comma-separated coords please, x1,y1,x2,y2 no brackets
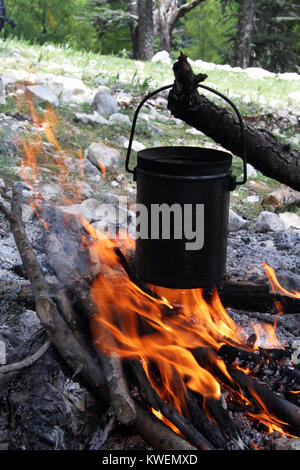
1,83,300,452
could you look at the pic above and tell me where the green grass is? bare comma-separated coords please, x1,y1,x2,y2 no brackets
0,37,299,220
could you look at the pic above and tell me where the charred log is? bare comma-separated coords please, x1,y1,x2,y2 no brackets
217,280,300,314
229,368,300,436
167,54,300,191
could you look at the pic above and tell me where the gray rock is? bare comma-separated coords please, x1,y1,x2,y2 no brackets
25,85,59,106
77,181,94,199
273,438,300,450
0,340,6,365
91,91,119,117
59,198,100,222
291,339,300,366
109,113,131,127
82,157,100,175
255,211,285,232
147,121,163,135
228,209,247,232
93,76,107,86
85,142,120,169
41,182,64,201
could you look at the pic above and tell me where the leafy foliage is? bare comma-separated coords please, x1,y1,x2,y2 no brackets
182,0,237,63
2,0,98,51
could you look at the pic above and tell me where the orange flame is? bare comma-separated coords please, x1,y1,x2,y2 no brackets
264,262,300,299
15,99,293,436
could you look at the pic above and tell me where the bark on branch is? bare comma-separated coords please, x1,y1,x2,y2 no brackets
167,54,300,191
0,184,198,450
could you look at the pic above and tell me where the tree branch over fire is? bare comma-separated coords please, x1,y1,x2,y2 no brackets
167,53,300,191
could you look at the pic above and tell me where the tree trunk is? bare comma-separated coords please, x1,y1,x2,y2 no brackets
129,0,139,59
234,0,256,68
137,0,154,61
167,54,300,191
156,0,204,53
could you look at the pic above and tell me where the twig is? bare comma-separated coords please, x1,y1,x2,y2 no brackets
0,340,51,374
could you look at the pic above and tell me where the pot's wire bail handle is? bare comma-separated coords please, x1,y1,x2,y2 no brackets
125,83,247,186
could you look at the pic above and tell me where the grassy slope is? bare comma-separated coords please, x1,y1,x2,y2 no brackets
0,37,299,219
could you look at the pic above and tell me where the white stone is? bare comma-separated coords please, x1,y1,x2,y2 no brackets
246,195,259,203
75,111,109,125
279,212,300,230
255,211,285,232
246,164,257,178
278,72,300,81
288,91,300,106
119,136,145,153
228,209,247,232
245,67,275,79
26,85,59,106
151,50,171,64
0,340,6,365
85,142,121,169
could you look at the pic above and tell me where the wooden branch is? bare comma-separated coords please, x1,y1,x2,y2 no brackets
217,280,300,314
167,54,300,191
0,340,51,374
170,0,204,29
229,368,300,436
92,317,136,426
0,184,198,450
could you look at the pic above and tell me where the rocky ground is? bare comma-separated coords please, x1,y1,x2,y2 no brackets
0,40,300,451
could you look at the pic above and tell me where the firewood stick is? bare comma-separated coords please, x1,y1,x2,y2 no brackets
185,390,230,450
218,343,300,387
91,316,136,426
0,184,198,451
129,359,215,450
217,280,300,314
229,368,300,436
0,339,51,374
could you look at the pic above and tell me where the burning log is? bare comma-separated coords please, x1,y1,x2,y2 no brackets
229,368,300,437
129,359,215,450
218,343,300,388
217,280,300,314
167,53,300,191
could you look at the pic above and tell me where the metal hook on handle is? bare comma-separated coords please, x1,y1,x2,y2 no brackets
125,83,247,185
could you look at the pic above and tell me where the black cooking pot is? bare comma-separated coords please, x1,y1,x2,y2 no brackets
125,84,247,288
